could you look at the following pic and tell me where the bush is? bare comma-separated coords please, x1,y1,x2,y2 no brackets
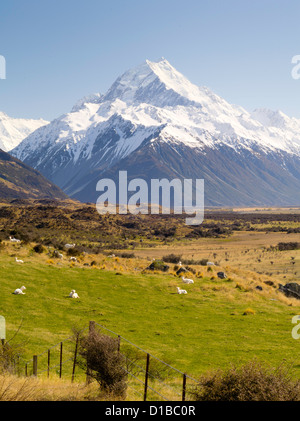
145,260,169,272
243,308,255,315
114,252,135,259
66,247,81,257
163,254,182,264
277,242,300,251
33,244,44,254
192,360,300,401
77,328,127,398
0,342,18,374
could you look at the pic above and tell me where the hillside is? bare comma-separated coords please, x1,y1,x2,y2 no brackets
0,149,68,201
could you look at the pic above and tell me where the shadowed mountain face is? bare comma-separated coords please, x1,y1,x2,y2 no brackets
11,58,300,206
72,138,300,206
0,149,68,201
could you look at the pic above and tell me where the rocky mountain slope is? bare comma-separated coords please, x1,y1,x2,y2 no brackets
0,149,68,201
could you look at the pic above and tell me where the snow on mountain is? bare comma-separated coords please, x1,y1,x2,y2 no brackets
0,112,49,152
11,58,300,205
71,93,102,112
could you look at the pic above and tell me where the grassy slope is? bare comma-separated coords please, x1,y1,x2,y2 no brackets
1,251,300,378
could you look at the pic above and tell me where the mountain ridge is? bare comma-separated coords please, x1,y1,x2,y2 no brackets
0,111,48,152
0,149,69,201
10,58,300,206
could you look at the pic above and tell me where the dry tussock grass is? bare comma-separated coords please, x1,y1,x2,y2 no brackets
0,373,104,401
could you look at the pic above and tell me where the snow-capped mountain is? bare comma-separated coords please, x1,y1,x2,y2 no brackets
0,112,48,152
11,58,300,206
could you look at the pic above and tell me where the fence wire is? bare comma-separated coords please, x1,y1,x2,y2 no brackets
13,321,198,401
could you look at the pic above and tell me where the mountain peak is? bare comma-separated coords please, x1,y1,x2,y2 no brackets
103,58,204,106
251,108,291,128
71,93,102,112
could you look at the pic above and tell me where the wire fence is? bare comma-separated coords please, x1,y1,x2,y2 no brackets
4,321,199,401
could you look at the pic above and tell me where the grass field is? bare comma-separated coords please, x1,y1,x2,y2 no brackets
1,230,300,383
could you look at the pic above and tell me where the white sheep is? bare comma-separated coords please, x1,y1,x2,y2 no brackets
207,262,215,266
65,243,75,249
13,286,26,295
53,250,63,259
69,257,77,262
15,257,24,264
181,276,194,284
9,236,21,243
176,287,187,294
69,290,79,298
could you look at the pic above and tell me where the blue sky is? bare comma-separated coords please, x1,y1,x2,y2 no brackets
0,0,300,120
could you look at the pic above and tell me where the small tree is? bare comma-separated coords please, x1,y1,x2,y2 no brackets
77,328,127,398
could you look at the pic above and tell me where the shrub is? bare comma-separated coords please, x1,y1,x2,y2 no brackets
183,265,195,274
33,244,44,254
145,260,169,272
0,342,18,374
77,328,127,398
66,247,81,257
277,242,300,251
243,308,255,315
192,360,300,401
163,254,182,264
118,252,135,259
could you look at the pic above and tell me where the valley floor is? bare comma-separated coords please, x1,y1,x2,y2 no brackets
0,205,300,399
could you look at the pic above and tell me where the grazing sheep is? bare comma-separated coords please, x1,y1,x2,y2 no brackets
9,236,21,243
207,262,215,266
69,257,77,262
15,257,24,264
65,243,75,249
53,250,63,259
13,286,26,295
176,287,187,294
181,276,194,284
69,290,79,298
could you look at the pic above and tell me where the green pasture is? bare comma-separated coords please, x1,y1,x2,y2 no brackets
1,255,300,378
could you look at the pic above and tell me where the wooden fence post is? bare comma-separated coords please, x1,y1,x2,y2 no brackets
33,355,38,376
86,321,95,384
59,342,63,378
117,335,121,353
25,363,28,377
16,355,20,376
143,353,150,401
89,320,96,335
182,373,187,401
72,335,79,383
47,349,50,378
